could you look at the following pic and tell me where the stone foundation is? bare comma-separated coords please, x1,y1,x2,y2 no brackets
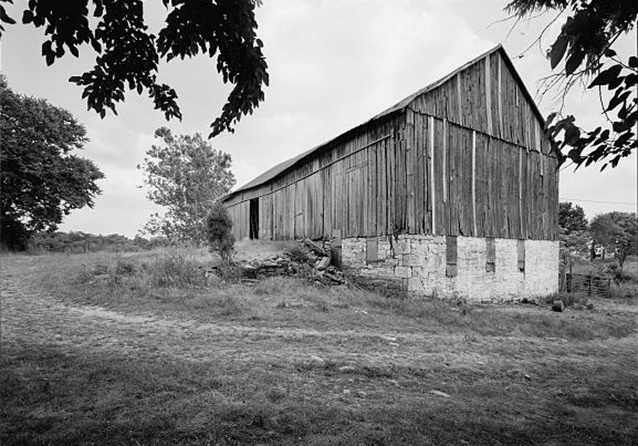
342,235,558,302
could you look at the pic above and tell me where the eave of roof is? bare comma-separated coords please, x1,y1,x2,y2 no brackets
223,44,546,202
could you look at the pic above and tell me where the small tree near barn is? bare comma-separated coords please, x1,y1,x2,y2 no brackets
558,202,590,272
206,202,235,264
138,127,235,245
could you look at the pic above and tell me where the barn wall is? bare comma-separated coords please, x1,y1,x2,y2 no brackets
224,115,403,241
224,49,558,243
342,235,559,301
225,107,558,242
401,113,558,240
403,49,559,240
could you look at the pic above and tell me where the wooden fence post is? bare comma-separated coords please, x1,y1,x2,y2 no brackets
566,273,572,293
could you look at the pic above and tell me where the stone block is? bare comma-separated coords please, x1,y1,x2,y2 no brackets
394,266,412,279
402,254,426,267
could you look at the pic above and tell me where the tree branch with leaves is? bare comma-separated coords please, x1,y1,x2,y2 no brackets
507,0,638,170
0,0,269,137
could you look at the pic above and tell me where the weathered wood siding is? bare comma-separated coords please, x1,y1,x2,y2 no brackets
224,49,558,242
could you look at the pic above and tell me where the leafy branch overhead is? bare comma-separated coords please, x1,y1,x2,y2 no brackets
507,0,638,169
0,0,269,138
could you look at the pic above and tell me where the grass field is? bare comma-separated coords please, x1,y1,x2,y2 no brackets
2,245,637,445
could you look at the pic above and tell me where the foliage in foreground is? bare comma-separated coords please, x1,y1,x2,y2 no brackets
507,0,637,168
0,77,104,251
0,0,268,137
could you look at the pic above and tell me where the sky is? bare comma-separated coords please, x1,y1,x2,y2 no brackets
1,0,636,238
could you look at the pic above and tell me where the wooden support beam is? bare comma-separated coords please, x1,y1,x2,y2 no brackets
442,119,447,203
519,147,523,239
429,115,436,235
497,54,503,137
472,130,477,237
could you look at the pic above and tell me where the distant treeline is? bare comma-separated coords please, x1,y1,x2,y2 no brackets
28,232,172,254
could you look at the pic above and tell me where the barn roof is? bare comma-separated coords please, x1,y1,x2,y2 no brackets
224,44,544,201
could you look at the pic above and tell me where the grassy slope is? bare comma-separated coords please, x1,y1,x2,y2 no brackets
1,247,637,446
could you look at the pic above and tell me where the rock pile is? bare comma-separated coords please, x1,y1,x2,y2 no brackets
221,239,347,285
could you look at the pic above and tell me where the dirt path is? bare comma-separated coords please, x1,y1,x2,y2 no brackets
1,258,473,369
2,256,636,372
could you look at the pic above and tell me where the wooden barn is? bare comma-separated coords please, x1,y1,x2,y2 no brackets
223,45,559,301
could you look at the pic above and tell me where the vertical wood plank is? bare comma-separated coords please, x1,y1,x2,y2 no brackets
518,147,524,239
497,53,503,140
387,136,396,235
485,58,493,135
415,114,425,233
377,140,387,236
323,167,332,239
397,124,407,233
472,130,477,237
429,116,436,235
422,117,430,234
442,119,448,203
406,108,416,233
456,73,463,126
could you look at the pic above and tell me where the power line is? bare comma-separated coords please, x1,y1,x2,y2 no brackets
560,197,637,206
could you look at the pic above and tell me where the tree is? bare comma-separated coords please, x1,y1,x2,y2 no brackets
589,211,638,272
558,201,590,271
559,202,588,233
0,76,104,251
507,0,638,169
138,127,236,244
0,0,269,138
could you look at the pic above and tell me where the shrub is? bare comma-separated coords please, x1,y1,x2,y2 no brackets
206,202,235,264
215,263,244,283
115,258,136,276
544,291,590,308
93,263,109,275
284,244,313,264
610,282,638,299
148,252,206,288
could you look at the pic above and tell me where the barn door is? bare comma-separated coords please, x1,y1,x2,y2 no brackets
249,198,259,240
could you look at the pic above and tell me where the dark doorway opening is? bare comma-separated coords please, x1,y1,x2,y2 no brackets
249,198,259,240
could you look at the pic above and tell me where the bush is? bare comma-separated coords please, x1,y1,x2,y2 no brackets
148,252,206,288
206,202,235,264
115,258,136,276
284,244,313,264
93,263,109,275
215,263,244,283
610,282,638,299
544,292,590,308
